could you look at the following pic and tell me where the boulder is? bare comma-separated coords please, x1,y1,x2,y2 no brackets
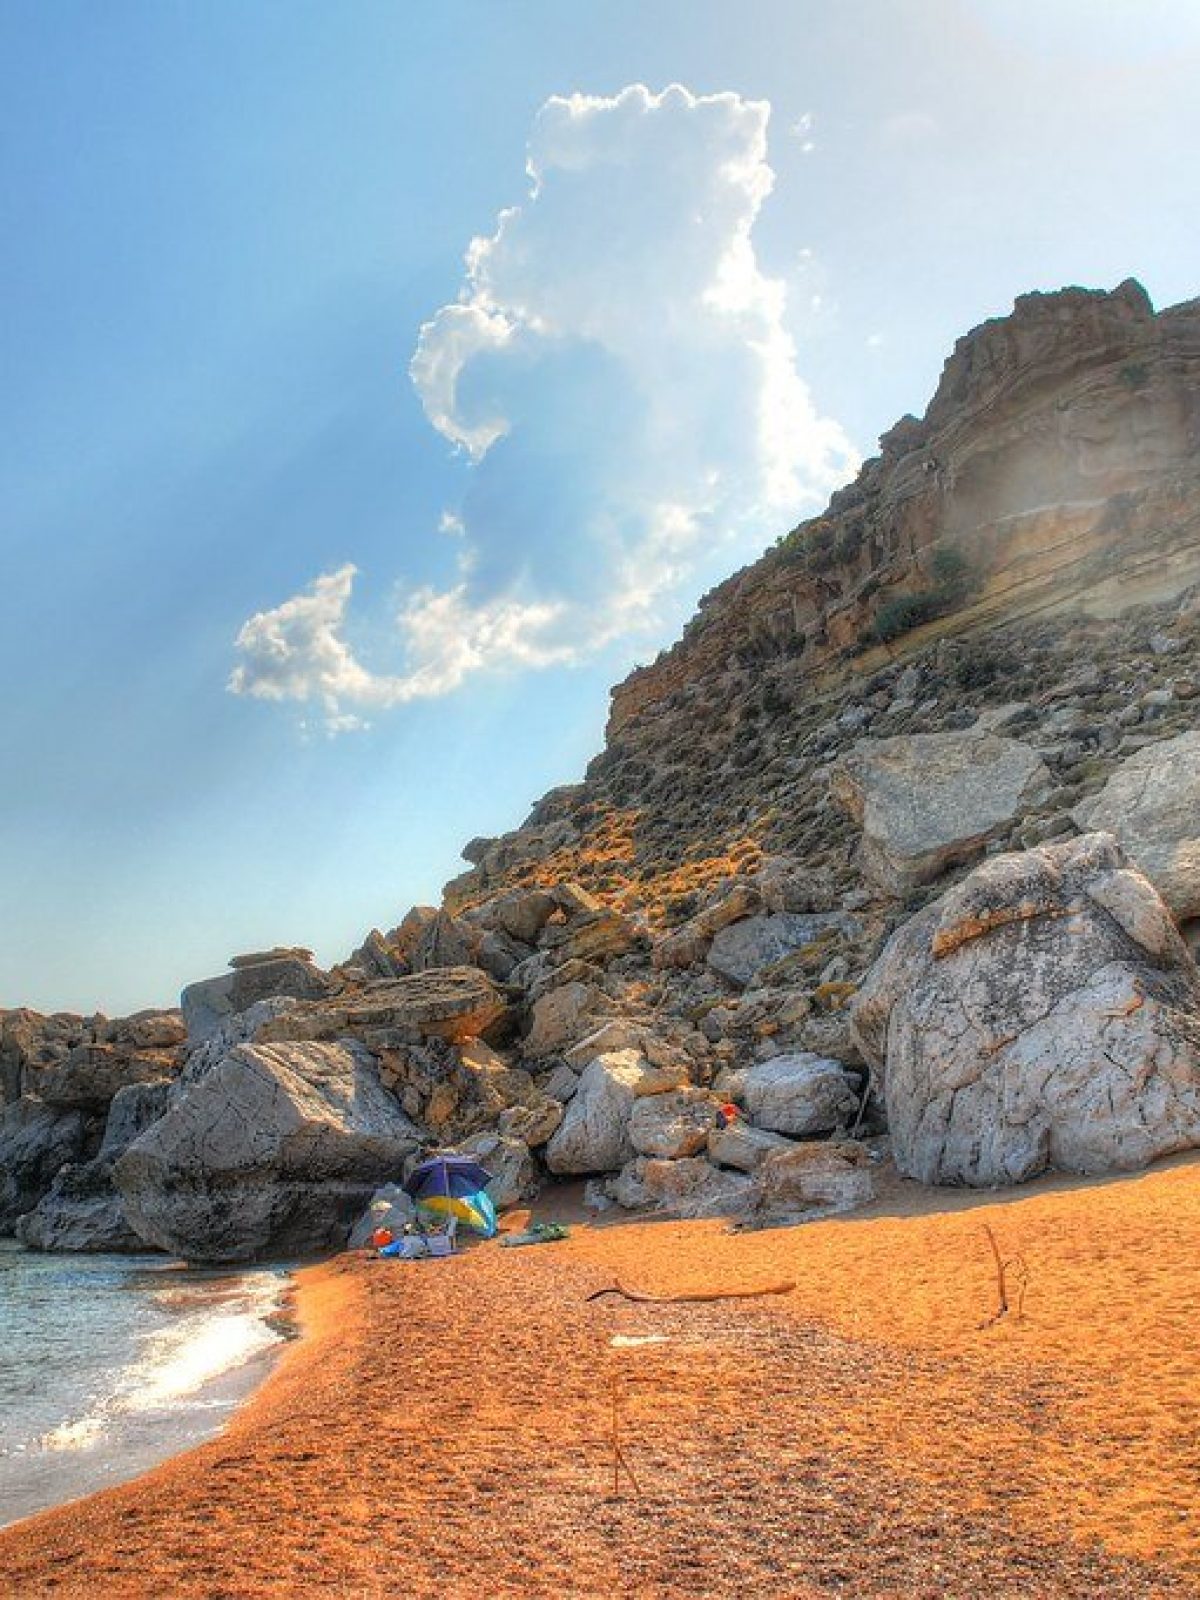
497,1096,564,1148
545,1049,672,1175
102,1010,186,1051
707,913,852,988
753,1140,876,1217
0,1097,87,1231
742,1054,860,1137
411,910,478,973
707,1120,794,1173
475,888,559,945
830,731,1050,895
182,955,335,1045
629,1088,717,1159
114,1041,421,1261
36,1043,175,1110
609,1155,754,1218
524,981,605,1058
540,907,641,964
851,832,1200,1185
1072,731,1200,920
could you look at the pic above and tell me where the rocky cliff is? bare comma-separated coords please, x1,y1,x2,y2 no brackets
6,280,1200,1261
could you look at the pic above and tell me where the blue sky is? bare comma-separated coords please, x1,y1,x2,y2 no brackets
2,0,1198,1015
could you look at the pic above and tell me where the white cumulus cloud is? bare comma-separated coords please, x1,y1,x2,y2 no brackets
230,83,857,730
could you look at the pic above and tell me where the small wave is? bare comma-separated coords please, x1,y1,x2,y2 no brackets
25,1271,286,1459
123,1300,282,1411
39,1415,108,1452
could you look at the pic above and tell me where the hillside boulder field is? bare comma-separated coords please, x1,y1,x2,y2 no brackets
6,281,1200,1261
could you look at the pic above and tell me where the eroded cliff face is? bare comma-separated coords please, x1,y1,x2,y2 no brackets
446,281,1200,920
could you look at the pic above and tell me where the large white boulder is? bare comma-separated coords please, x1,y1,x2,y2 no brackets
114,1041,420,1261
831,730,1050,894
852,832,1200,1185
1072,731,1200,921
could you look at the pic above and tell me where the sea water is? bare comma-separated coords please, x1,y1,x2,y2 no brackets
0,1241,288,1528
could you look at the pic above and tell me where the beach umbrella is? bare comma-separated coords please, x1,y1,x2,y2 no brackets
404,1154,497,1236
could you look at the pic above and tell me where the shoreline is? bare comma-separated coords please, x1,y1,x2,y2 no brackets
0,1255,296,1535
2,1162,1199,1596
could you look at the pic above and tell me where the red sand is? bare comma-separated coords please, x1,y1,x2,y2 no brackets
3,1157,1200,1597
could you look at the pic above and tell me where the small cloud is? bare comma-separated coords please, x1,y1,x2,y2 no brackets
866,332,885,350
880,110,940,146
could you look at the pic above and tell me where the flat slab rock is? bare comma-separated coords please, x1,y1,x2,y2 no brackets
831,730,1050,895
851,831,1200,1186
257,967,507,1048
707,912,853,988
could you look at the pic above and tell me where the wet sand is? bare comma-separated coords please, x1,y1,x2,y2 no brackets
3,1156,1199,1597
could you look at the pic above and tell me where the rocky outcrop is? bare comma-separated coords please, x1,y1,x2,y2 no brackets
114,1041,421,1261
1073,730,1200,921
852,833,1200,1185
0,1098,87,1231
182,952,335,1044
14,1081,172,1252
255,968,508,1049
831,732,1050,894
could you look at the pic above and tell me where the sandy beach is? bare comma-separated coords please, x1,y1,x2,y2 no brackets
2,1158,1199,1598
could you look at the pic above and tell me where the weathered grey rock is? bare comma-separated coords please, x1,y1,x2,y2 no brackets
851,832,1200,1186
347,1183,416,1249
497,1096,564,1148
19,1079,177,1249
181,996,301,1085
182,956,334,1045
545,1049,671,1175
474,888,559,946
609,1155,754,1218
753,1140,876,1217
257,968,508,1048
114,1041,420,1262
36,1043,175,1110
100,1080,174,1159
742,1054,860,1137
102,1010,186,1051
629,1088,717,1159
524,981,605,1058
15,1161,147,1252
1072,731,1200,920
0,1098,86,1231
349,929,408,981
707,1120,794,1173
411,910,477,973
831,731,1051,894
473,929,534,984
542,1061,581,1104
707,913,852,988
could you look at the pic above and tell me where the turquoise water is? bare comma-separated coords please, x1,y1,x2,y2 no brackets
0,1242,288,1528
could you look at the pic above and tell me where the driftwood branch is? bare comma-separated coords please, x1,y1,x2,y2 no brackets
978,1223,1030,1329
586,1279,795,1305
609,1371,641,1497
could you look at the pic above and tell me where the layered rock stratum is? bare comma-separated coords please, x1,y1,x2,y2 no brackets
6,279,1200,1261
